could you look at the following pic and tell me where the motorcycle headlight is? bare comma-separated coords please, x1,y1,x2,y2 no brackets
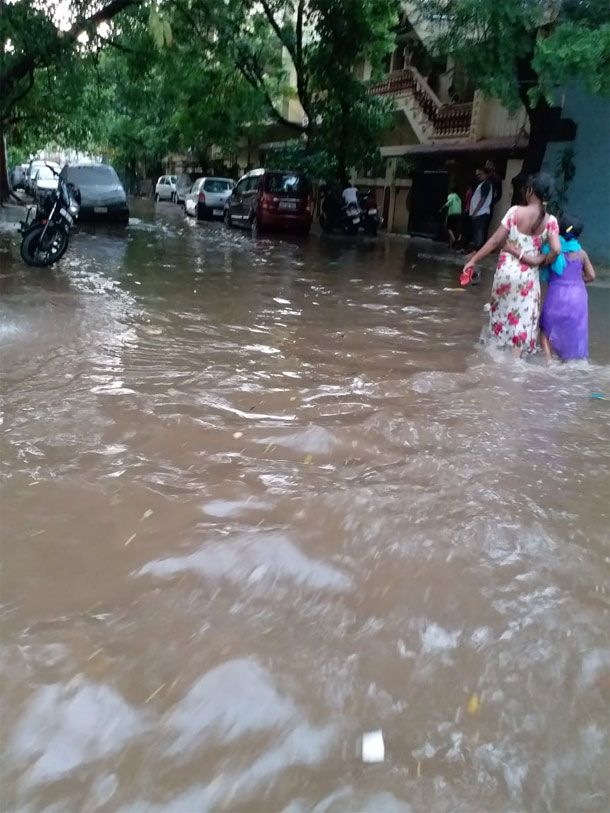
69,203,80,215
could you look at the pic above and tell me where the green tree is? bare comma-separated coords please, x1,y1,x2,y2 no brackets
412,0,610,175
0,0,142,199
175,0,400,180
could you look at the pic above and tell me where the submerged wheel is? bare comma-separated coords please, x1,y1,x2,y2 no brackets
20,225,68,267
223,208,233,228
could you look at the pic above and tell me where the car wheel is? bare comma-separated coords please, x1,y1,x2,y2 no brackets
223,209,233,228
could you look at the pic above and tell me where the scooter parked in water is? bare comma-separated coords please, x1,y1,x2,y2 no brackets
19,166,80,267
319,187,380,236
358,189,381,237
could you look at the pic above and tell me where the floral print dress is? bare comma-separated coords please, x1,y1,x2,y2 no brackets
489,207,559,353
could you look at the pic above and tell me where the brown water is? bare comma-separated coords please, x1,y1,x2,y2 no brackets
1,201,609,813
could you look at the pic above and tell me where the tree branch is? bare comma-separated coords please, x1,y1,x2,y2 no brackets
259,0,296,62
1,0,140,94
235,56,305,133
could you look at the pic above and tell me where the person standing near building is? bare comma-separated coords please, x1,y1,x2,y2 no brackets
440,187,462,249
485,160,503,217
469,168,493,250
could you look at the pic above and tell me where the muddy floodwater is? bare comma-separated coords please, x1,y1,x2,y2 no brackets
1,201,609,813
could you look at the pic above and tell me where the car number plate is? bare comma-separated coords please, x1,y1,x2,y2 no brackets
353,217,360,224
279,200,297,210
369,208,378,215
213,208,223,216
59,208,73,225
94,206,107,213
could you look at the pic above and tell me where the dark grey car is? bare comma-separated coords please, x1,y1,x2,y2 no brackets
60,164,129,223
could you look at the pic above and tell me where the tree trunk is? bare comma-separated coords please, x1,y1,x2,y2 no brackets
0,129,12,204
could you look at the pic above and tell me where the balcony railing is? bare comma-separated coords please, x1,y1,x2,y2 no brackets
368,67,472,139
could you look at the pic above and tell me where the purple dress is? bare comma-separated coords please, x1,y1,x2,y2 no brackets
540,253,588,359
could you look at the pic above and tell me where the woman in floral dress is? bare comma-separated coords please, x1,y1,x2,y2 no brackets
461,173,561,357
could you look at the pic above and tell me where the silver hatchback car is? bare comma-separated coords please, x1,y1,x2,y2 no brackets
184,177,234,220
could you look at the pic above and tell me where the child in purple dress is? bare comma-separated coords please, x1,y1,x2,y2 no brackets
539,215,596,361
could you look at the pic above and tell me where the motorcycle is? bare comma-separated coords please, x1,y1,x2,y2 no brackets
358,189,381,237
19,166,80,267
319,187,380,236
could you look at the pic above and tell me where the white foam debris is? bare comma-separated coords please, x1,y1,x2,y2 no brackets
362,730,385,763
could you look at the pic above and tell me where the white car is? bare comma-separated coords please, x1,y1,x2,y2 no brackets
155,174,177,202
27,160,60,195
32,164,60,199
184,177,234,220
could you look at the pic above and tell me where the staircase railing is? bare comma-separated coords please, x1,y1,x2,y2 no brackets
368,67,472,139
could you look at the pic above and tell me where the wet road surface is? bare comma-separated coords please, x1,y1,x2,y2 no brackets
1,201,610,812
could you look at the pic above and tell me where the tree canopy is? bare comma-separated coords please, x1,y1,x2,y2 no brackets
411,0,610,171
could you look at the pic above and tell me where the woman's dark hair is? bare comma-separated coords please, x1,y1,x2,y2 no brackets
559,212,584,238
527,172,556,232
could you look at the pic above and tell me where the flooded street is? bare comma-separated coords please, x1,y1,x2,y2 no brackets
1,201,609,813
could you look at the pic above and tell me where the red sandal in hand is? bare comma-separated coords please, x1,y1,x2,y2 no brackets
460,265,474,286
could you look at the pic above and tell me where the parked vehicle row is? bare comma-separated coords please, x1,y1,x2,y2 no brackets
158,167,381,239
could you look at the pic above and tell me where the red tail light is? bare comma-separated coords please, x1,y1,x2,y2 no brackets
260,192,274,211
198,191,206,203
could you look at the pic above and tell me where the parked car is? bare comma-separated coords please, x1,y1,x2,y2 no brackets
224,169,313,236
11,164,29,190
173,173,194,204
155,175,177,202
27,160,61,195
60,163,129,223
184,177,234,220
32,164,59,199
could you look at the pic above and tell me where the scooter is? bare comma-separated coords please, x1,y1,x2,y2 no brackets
19,166,80,267
357,189,381,237
319,188,380,236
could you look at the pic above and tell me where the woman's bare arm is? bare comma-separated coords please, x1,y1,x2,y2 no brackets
462,225,508,271
582,250,596,282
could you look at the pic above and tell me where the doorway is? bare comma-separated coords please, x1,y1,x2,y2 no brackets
408,170,449,239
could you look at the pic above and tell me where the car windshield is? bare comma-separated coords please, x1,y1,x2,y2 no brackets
264,173,309,195
66,166,119,186
170,176,177,183
36,167,56,180
203,179,232,193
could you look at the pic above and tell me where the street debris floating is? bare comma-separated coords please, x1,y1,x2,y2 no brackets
467,693,481,715
362,729,385,763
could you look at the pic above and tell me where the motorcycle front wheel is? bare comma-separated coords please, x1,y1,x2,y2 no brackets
20,224,69,267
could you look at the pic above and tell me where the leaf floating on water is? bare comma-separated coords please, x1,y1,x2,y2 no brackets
303,454,313,465
144,683,166,704
467,693,481,715
141,509,154,520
